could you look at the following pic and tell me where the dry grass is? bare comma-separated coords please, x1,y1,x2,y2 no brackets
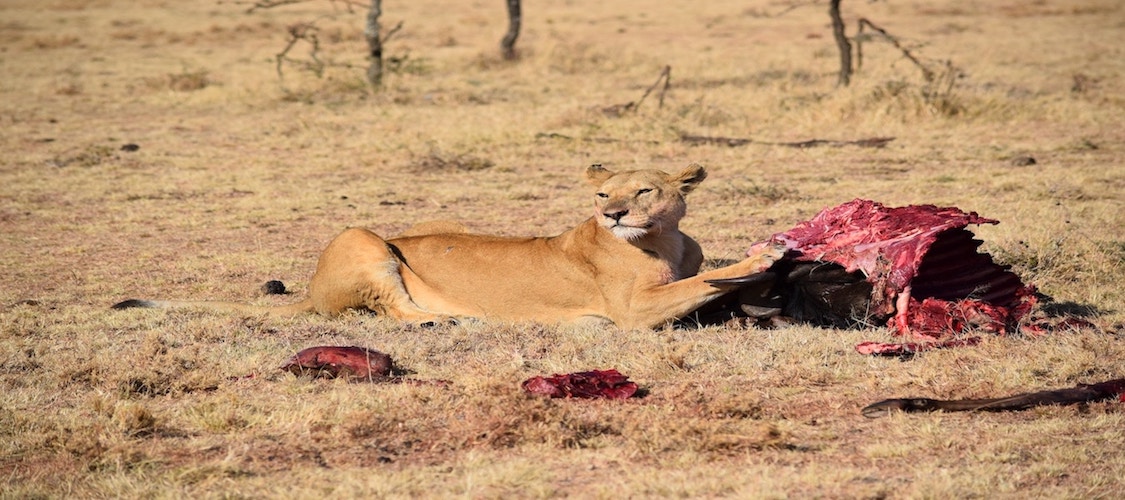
2,0,1124,497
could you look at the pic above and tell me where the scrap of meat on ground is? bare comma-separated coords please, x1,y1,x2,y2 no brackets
711,199,1040,350
522,369,639,399
280,346,394,381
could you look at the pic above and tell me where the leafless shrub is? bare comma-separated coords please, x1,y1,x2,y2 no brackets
830,3,967,117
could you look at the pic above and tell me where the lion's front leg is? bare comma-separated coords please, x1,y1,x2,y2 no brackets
308,228,454,325
619,242,786,329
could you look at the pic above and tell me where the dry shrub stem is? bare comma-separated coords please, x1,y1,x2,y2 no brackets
829,0,851,87
602,65,671,116
635,65,672,111
244,0,367,14
856,18,936,83
501,0,522,60
276,22,325,79
265,0,402,85
364,0,383,86
243,0,307,14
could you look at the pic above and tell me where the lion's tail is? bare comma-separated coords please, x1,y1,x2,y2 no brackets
111,297,316,316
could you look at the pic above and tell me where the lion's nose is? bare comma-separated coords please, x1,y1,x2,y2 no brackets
604,209,629,221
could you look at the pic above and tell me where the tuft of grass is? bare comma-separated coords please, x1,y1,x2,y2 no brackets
411,147,495,172
47,144,117,168
113,402,158,437
710,181,801,205
150,69,212,92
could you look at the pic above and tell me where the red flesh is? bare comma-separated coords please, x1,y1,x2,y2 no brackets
768,199,1038,349
522,369,639,399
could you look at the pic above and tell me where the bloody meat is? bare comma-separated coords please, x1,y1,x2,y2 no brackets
280,346,394,381
769,199,1036,339
522,369,639,399
710,199,1039,350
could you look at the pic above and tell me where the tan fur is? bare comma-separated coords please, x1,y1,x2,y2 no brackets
116,164,783,329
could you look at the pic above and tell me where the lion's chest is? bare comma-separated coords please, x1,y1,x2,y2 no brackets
641,249,680,284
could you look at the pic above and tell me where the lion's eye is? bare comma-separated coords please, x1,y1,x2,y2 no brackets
596,192,609,199
637,188,654,196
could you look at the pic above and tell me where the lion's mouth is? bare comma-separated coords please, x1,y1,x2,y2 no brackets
607,220,653,230
607,221,653,240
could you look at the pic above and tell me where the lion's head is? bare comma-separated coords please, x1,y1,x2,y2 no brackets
585,163,707,241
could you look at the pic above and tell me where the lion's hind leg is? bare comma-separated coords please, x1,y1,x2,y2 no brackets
309,228,453,325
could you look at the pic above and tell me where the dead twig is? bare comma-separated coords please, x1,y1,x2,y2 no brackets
274,19,369,82
381,20,404,44
602,65,671,116
276,22,325,79
255,0,381,84
635,65,672,110
744,0,818,18
239,0,308,14
856,18,935,82
236,0,366,14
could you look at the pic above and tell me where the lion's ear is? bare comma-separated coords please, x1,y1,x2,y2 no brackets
671,163,707,194
585,163,615,186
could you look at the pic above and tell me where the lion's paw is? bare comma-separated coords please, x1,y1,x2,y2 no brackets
747,241,788,269
414,316,462,329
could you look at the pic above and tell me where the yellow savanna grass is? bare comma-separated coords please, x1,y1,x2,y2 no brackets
2,0,1123,497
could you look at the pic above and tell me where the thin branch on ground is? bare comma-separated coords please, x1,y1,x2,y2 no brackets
678,133,752,147
538,132,893,149
679,132,894,149
534,133,661,145
766,137,895,149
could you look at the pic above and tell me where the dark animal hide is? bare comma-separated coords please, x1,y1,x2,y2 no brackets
862,377,1125,417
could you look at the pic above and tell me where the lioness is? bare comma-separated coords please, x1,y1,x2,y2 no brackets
114,164,783,329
